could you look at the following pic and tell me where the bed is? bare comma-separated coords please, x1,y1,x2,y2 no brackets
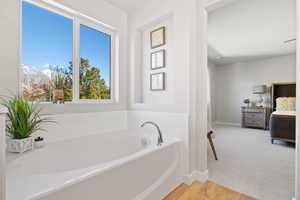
269,83,296,144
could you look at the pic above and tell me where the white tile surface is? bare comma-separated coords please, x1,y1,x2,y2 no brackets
208,125,295,200
36,111,128,143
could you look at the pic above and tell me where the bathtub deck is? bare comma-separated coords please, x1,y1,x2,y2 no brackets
163,181,256,200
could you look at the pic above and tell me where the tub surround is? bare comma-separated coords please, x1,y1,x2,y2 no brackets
127,111,190,177
38,111,128,144
4,110,190,200
34,110,190,177
6,131,183,200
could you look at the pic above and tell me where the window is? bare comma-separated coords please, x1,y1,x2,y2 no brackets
21,1,113,102
79,25,111,100
22,1,73,102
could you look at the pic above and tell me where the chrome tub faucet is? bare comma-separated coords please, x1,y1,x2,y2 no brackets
141,121,164,146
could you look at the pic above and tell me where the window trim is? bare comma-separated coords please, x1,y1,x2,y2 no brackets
76,19,115,103
20,0,117,104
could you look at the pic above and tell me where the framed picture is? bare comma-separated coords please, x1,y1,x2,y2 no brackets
150,26,166,49
150,72,165,91
151,50,165,70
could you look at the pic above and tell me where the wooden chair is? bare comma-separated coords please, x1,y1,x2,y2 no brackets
207,131,218,160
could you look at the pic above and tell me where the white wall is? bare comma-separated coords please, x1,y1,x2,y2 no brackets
0,107,7,200
128,0,208,177
208,61,217,125
128,0,192,114
141,18,174,105
0,0,20,95
213,54,296,125
0,0,128,114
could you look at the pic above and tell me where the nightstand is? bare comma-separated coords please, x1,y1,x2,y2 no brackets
241,107,268,130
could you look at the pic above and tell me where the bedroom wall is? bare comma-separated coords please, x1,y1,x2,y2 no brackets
208,61,217,126
214,54,296,125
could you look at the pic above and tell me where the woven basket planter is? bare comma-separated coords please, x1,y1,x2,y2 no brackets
7,137,34,153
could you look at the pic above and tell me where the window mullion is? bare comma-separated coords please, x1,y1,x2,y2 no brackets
73,19,80,101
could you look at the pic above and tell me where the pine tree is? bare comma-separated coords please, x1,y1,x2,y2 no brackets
64,58,110,100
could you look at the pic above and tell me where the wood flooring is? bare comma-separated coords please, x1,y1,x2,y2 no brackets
163,181,256,200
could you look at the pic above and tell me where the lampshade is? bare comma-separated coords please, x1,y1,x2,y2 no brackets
253,85,267,94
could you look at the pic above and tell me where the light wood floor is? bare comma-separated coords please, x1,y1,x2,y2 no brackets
163,181,256,200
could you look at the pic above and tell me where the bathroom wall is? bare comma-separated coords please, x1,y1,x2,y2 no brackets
128,0,193,114
0,0,19,95
128,0,208,178
0,107,7,200
141,18,174,105
0,0,128,114
1,0,208,188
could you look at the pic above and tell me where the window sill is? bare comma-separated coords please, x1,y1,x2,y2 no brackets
39,100,115,105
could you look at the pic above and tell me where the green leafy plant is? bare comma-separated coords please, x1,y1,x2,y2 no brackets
1,95,54,139
243,98,250,105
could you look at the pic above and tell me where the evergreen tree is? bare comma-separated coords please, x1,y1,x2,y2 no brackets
63,62,73,101
64,58,110,100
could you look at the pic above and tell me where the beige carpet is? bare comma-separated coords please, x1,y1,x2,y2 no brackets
208,125,295,200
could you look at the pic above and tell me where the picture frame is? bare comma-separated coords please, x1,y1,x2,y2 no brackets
151,50,165,70
150,72,165,91
150,26,166,49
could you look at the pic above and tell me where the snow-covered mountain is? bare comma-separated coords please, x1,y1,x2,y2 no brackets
22,65,51,85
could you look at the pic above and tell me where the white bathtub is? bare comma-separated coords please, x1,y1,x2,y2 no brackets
6,130,184,200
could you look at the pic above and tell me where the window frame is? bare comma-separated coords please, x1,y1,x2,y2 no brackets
20,0,116,104
75,18,115,103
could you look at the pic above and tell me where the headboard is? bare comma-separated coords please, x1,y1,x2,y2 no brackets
272,82,296,111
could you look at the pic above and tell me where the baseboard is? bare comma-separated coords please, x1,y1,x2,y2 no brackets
215,121,240,127
183,170,209,185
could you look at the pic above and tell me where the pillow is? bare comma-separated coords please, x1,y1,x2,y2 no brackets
276,97,296,111
287,97,296,110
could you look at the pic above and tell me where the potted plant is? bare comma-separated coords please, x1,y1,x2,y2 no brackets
51,66,65,104
243,98,251,107
1,95,53,153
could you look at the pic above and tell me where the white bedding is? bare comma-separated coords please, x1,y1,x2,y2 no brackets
272,110,296,116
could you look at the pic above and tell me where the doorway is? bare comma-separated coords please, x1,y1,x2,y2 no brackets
205,0,297,199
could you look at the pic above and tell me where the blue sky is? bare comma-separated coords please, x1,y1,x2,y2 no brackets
22,1,111,87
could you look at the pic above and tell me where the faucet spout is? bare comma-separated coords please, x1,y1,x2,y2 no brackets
141,121,164,146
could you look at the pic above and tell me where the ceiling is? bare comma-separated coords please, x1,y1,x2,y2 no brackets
102,0,296,65
103,0,148,12
104,0,221,13
208,0,296,65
